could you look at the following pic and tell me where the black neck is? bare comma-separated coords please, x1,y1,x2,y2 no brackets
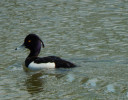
28,51,39,57
28,47,41,58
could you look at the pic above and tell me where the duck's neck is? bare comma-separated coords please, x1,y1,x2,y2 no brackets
28,46,41,58
28,49,40,57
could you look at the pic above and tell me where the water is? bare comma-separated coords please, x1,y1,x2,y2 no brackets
0,0,128,99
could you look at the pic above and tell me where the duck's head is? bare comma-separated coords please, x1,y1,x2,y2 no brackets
23,34,44,50
16,34,44,57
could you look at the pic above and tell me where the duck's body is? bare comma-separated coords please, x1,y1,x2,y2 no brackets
16,34,75,71
26,56,75,71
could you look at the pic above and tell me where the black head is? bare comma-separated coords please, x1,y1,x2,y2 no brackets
15,34,45,57
23,34,45,51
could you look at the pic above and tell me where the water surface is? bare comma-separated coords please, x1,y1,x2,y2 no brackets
0,0,128,99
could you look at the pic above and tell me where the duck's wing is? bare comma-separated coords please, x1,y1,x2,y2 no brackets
34,56,76,68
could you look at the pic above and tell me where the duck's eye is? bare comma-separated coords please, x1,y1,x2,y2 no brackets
28,40,31,43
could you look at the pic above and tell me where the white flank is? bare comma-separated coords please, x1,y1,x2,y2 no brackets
28,61,55,71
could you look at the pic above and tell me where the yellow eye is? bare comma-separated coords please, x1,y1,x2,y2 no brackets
28,40,31,43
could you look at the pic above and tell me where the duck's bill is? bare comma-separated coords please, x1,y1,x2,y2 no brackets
15,44,25,50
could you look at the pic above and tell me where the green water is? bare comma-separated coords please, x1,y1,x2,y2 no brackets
0,0,128,99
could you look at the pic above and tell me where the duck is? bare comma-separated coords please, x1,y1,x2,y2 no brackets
16,34,76,71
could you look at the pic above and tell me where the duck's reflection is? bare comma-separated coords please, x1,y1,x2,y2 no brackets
25,69,67,95
25,72,44,95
